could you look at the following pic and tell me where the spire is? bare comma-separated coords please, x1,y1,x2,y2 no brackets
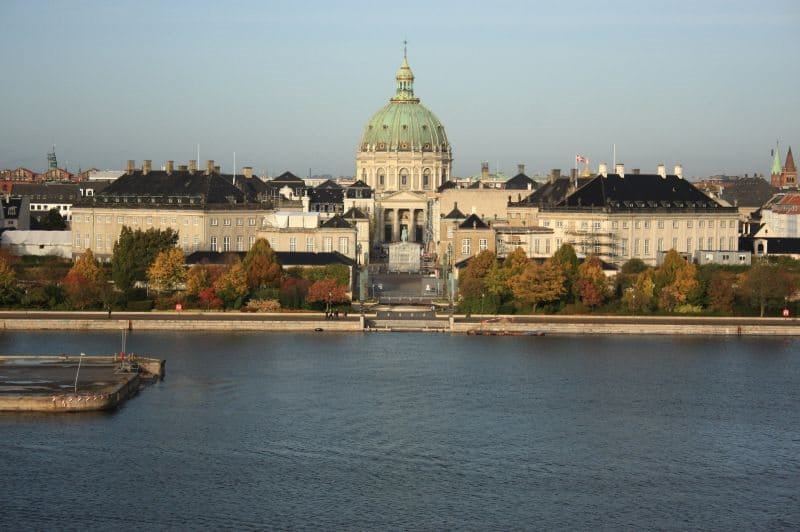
771,145,782,176
391,44,419,103
785,146,796,173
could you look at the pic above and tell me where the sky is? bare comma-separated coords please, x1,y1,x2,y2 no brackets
1,0,798,180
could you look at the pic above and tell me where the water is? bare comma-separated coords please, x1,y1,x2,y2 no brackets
1,331,798,530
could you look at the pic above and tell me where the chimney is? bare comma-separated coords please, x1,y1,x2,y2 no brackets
632,168,640,175
127,160,135,175
615,163,625,178
165,160,174,175
142,160,152,175
657,163,666,178
214,165,221,174
178,165,188,171
188,160,196,174
206,160,214,175
243,166,253,178
570,168,578,180
550,169,561,184
598,163,608,177
481,162,489,181
674,164,683,179
517,163,525,175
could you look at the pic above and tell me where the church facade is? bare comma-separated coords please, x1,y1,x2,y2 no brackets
356,52,452,246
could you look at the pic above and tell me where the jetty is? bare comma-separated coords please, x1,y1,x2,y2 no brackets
0,354,164,412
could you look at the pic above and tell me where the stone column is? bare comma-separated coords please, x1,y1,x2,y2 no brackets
392,209,400,242
408,209,416,242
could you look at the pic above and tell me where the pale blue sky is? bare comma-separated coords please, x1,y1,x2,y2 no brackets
1,0,798,179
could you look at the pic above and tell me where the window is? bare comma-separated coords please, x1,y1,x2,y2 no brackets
161,216,167,225
542,220,550,227
644,239,649,256
182,236,189,250
739,254,747,263
623,221,629,229
634,239,639,256
621,238,628,257
306,237,314,252
423,169,430,188
672,237,678,250
85,215,91,222
535,239,540,254
106,235,112,249
479,238,488,251
289,237,296,252
338,237,349,255
594,240,600,254
447,227,454,239
193,217,199,226
699,220,705,228
210,218,218,226
644,221,651,229
545,239,550,254
635,221,641,229
236,218,243,226
707,237,713,250
612,221,619,229
146,216,153,225
171,217,177,224
581,221,588,229
730,220,736,228
729,237,735,249
210,236,217,252
183,217,189,226
720,237,725,250
708,221,714,229
193,236,199,250
556,221,563,228
461,238,471,256
75,234,81,248
237,235,244,252
673,220,679,229
96,234,103,249
117,216,123,224
592,221,601,230
248,218,256,226
657,238,663,252
248,236,255,249
224,218,231,226
687,237,693,253
223,236,230,251
658,220,664,229
687,220,693,228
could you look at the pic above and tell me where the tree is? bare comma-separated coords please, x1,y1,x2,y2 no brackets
574,255,608,309
213,260,249,307
654,250,699,312
242,238,283,290
552,243,579,302
622,271,655,313
112,226,179,292
197,287,224,310
0,256,19,306
147,248,186,294
706,270,737,314
39,208,67,230
508,259,566,313
63,249,106,310
306,277,349,307
741,262,794,317
457,250,497,311
280,277,312,309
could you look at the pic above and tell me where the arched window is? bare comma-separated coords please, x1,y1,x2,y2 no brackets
378,168,385,188
400,168,409,188
423,168,431,189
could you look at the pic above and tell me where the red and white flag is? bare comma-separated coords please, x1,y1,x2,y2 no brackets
575,155,587,164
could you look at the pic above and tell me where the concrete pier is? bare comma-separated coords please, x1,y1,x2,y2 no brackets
0,355,164,412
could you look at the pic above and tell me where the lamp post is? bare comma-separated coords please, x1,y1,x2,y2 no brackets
74,353,85,395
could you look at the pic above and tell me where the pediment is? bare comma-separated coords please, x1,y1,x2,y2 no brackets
753,223,771,238
380,190,427,204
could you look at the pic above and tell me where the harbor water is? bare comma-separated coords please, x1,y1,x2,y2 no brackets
0,331,798,530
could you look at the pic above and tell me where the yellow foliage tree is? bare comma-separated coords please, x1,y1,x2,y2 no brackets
64,249,106,310
508,259,566,312
213,260,249,306
147,248,186,294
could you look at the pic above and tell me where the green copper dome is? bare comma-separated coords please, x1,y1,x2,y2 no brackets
359,55,449,153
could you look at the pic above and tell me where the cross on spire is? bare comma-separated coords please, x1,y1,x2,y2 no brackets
403,39,407,58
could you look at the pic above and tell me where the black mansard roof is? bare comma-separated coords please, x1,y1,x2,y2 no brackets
342,206,369,220
458,213,489,229
185,250,356,267
320,214,353,228
504,172,538,190
561,173,724,210
514,177,592,207
82,170,249,207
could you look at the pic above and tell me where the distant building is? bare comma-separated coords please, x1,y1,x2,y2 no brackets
771,146,797,188
0,196,31,230
1,230,71,258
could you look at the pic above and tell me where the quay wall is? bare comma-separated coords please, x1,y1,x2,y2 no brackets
0,373,139,413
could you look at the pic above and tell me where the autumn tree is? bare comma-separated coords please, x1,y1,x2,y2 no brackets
508,258,566,313
654,250,699,312
63,249,106,310
706,270,737,314
306,277,349,308
456,250,497,312
38,208,67,230
574,255,608,309
147,248,186,294
0,256,19,306
622,271,655,313
280,277,312,309
242,238,283,291
112,226,179,292
213,260,249,308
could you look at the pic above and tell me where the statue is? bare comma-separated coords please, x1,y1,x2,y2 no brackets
401,227,408,242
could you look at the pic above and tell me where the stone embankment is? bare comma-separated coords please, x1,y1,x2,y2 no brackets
0,311,798,336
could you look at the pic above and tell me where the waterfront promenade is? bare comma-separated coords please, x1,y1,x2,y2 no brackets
0,310,798,336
